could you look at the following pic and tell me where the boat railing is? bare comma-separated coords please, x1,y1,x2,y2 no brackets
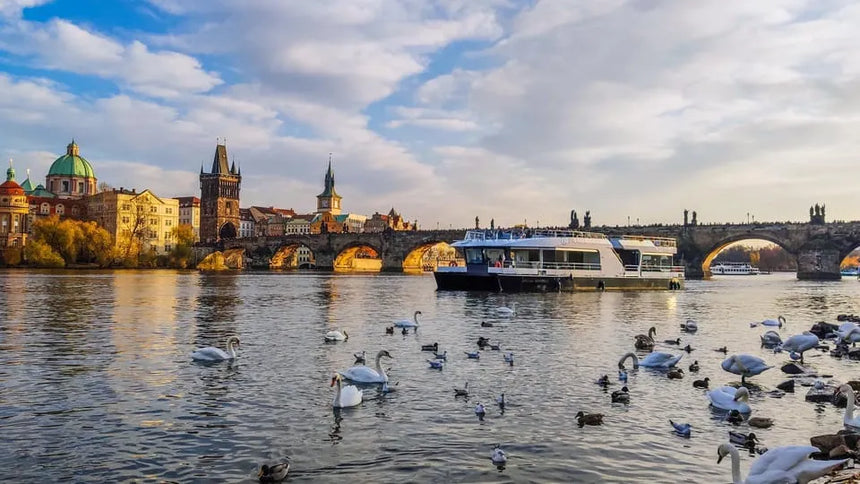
464,229,607,241
490,261,602,271
618,235,678,247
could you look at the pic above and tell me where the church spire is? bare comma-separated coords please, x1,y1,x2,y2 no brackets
6,158,15,181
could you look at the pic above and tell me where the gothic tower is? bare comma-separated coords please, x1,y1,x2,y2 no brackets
316,155,342,215
200,142,241,243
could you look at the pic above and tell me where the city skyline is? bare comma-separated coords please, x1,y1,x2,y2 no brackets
1,1,859,228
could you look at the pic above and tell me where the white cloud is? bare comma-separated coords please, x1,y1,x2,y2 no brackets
0,0,48,17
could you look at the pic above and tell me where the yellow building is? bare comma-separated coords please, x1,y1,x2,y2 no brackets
0,162,29,253
88,188,179,256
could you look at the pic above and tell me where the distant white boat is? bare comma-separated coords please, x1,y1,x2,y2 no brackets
710,262,760,275
841,266,859,277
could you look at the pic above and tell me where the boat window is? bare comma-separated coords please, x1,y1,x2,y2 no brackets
465,248,484,264
486,249,505,264
642,254,672,267
616,249,640,267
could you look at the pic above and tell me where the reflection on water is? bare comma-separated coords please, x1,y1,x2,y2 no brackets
3,271,860,481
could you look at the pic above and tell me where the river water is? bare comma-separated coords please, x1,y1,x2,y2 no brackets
1,270,860,483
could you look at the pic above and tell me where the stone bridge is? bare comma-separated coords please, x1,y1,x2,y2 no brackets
593,221,860,280
198,221,860,280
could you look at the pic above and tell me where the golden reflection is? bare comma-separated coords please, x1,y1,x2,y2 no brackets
334,246,381,272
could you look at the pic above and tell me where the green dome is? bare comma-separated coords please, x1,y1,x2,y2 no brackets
48,141,96,178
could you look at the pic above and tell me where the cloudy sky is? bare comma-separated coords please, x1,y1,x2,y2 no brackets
0,0,857,228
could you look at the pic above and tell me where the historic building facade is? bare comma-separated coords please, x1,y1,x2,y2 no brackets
0,163,29,250
87,188,179,256
199,143,241,243
175,196,200,242
46,140,98,199
316,157,342,215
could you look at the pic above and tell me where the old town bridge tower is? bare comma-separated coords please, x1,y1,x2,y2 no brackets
200,142,241,243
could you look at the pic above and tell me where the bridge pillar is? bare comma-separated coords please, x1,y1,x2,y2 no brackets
796,247,842,280
314,252,335,271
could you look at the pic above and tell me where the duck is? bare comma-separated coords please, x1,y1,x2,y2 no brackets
481,321,494,327
717,442,847,484
634,327,657,350
330,374,363,408
728,431,758,449
670,420,691,437
664,338,681,345
680,319,698,332
191,336,240,362
689,360,700,372
776,332,820,363
477,336,490,348
725,409,744,424
258,462,290,483
618,351,682,369
748,417,774,429
715,346,728,353
338,350,393,383
721,354,772,383
353,351,366,365
433,351,448,360
693,377,710,389
575,411,604,427
667,368,684,379
708,386,752,413
504,352,514,366
838,384,860,429
491,445,507,466
682,344,694,353
420,342,439,352
394,310,422,328
618,369,628,382
596,374,610,386
475,403,486,421
760,315,786,328
427,359,444,370
489,343,501,351
385,326,394,335
497,303,516,316
611,386,630,404
759,330,782,348
324,330,348,342
401,327,409,335
465,350,480,359
454,382,469,397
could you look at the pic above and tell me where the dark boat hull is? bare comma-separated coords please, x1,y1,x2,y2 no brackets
433,271,683,292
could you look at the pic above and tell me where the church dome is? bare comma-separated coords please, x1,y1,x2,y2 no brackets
48,141,96,178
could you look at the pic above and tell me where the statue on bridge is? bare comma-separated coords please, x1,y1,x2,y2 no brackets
583,210,591,229
691,211,697,226
475,216,480,229
569,210,579,229
684,209,689,227
810,203,826,224
490,218,495,230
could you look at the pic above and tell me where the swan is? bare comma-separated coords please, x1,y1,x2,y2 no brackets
759,330,782,348
618,352,682,369
708,386,752,413
838,324,860,344
191,336,240,361
258,462,290,483
634,327,656,350
497,302,516,316
394,311,421,328
838,384,860,429
680,319,698,332
338,350,393,383
776,332,819,363
721,354,772,383
491,445,507,465
324,330,348,342
331,374,363,408
717,442,847,484
760,315,786,328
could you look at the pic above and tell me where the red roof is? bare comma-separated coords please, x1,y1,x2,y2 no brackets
0,180,24,195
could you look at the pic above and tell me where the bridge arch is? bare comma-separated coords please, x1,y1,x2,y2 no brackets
333,243,383,272
402,241,459,272
701,233,796,276
270,243,316,269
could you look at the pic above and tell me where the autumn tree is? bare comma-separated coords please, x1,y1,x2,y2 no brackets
24,239,65,267
78,220,115,267
30,216,81,264
27,215,115,267
169,224,196,268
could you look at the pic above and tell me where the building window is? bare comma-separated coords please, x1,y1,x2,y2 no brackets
40,203,50,215
166,208,173,214
62,181,69,192
122,216,129,224
71,206,80,216
150,218,157,225
122,204,131,211
165,245,171,252
164,231,170,239
56,204,64,215
165,219,172,226
150,206,158,213
77,181,84,193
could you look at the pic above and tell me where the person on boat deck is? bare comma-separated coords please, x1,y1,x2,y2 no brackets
498,254,504,266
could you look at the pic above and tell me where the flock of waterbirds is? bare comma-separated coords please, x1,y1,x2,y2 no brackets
190,304,519,481
188,307,860,482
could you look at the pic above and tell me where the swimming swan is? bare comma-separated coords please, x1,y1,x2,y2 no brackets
721,354,772,383
394,311,421,328
680,320,698,332
717,442,847,484
759,330,782,348
191,336,240,361
497,303,516,316
838,384,860,430
338,350,393,383
618,352,682,369
708,386,751,413
760,315,786,328
331,374,363,408
634,327,657,350
324,330,348,342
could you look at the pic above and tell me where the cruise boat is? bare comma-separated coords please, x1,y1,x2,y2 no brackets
433,229,684,292
709,262,760,275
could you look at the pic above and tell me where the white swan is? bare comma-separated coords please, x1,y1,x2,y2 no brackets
708,386,752,413
497,302,516,316
192,336,240,361
394,311,421,328
838,384,860,430
331,374,363,408
760,315,786,328
618,351,682,369
717,442,847,484
680,319,698,332
721,354,772,383
324,330,348,342
777,332,819,363
759,330,782,347
837,323,860,344
338,350,393,383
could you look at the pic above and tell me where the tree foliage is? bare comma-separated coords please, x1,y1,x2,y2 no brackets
24,239,65,268
169,224,195,268
27,215,115,267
